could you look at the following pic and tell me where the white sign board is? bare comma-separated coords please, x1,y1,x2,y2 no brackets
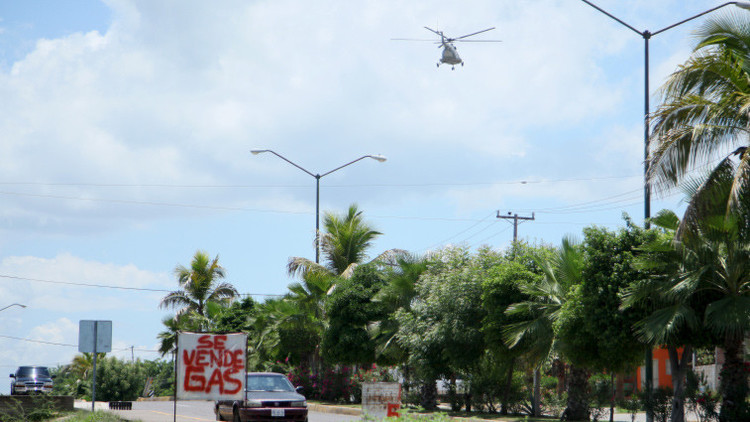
362,382,401,419
176,332,247,400
78,320,112,353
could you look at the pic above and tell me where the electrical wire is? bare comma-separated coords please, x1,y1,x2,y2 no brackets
0,174,640,189
0,274,284,297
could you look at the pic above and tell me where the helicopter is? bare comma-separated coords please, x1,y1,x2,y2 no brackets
393,26,501,70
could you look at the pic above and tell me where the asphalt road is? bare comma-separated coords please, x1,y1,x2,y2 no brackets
77,400,361,422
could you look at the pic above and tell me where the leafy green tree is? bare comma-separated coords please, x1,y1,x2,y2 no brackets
556,220,655,420
215,296,256,333
159,250,238,322
396,247,485,410
322,264,386,365
140,359,174,397
481,245,542,415
94,356,147,401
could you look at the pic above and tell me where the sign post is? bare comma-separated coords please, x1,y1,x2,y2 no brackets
78,320,112,412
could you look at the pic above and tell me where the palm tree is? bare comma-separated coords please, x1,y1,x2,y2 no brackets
504,236,589,421
625,208,750,422
159,251,238,323
649,13,750,229
288,204,394,280
157,315,183,357
370,253,428,363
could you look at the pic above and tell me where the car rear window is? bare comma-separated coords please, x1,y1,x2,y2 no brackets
246,375,294,392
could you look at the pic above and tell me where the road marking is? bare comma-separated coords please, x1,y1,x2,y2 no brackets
149,410,214,421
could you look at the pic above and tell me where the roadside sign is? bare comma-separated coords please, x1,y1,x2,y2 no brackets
176,332,247,400
362,382,401,419
78,320,112,353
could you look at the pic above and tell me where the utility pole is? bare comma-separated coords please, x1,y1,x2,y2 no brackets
131,346,135,363
496,211,535,243
497,210,538,416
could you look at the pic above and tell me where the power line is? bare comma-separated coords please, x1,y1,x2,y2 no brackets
0,334,77,348
0,174,640,189
0,274,284,297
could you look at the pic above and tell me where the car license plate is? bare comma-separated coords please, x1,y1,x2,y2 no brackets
271,409,285,417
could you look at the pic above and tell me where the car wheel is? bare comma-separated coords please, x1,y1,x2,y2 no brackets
232,407,241,422
215,407,223,421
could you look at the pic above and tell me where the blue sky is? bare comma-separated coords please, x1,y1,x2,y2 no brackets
0,0,737,394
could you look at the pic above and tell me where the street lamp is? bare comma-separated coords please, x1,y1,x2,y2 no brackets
579,2,750,421
251,149,386,264
0,303,26,312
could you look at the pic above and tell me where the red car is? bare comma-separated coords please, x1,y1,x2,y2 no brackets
215,372,308,422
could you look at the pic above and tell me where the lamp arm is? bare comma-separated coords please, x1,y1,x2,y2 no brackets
254,150,316,178
579,0,642,36
653,2,738,36
320,155,377,178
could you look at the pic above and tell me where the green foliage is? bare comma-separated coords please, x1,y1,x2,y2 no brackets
140,358,175,397
464,359,527,413
396,247,485,381
0,395,61,421
481,255,539,358
94,356,148,401
64,411,131,422
370,253,429,365
285,364,357,403
54,356,175,400
641,387,673,422
320,204,382,276
322,264,386,365
214,296,256,333
159,250,238,322
556,220,654,372
685,370,719,422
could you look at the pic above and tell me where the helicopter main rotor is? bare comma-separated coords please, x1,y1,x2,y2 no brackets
423,26,501,43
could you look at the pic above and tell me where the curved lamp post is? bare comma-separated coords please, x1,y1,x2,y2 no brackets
0,303,26,312
251,150,386,263
579,2,750,421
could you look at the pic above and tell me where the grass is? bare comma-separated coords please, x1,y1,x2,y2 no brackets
58,410,142,422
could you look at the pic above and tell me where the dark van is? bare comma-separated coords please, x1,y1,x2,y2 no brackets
10,366,54,395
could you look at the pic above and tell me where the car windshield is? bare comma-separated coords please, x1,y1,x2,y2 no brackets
16,367,50,378
246,374,294,392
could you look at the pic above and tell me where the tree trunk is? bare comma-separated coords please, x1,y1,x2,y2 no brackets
667,345,691,422
553,358,566,396
500,358,514,415
718,336,749,422
609,372,615,422
533,367,541,416
563,365,590,421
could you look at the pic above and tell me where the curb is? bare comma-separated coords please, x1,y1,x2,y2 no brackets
308,403,362,416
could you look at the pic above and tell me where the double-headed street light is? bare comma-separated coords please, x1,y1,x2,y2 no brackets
580,2,750,421
580,0,750,226
0,303,26,312
251,150,386,264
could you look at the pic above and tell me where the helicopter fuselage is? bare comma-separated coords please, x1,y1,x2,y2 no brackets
440,42,462,65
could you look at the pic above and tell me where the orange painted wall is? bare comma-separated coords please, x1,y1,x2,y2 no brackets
634,347,684,391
